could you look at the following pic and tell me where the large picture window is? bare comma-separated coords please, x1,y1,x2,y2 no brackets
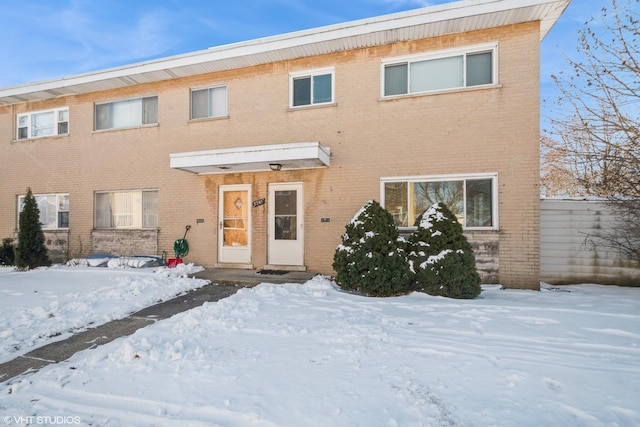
18,193,69,229
94,190,158,229
382,43,497,97
16,108,69,140
95,96,158,130
191,85,228,119
289,67,334,108
382,174,497,229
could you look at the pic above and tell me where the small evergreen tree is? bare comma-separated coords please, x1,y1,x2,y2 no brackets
15,188,51,270
407,202,481,299
0,238,15,266
333,200,410,296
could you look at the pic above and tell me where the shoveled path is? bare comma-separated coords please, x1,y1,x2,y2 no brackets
0,268,315,383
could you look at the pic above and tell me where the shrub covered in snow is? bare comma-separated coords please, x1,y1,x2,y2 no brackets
333,200,410,296
407,202,481,299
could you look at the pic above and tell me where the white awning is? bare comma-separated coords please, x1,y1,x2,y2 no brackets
170,142,330,175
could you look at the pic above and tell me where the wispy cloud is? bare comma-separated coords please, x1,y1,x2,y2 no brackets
0,0,597,92
0,0,184,85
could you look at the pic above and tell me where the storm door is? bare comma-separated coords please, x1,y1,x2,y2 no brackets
218,184,251,264
268,182,304,266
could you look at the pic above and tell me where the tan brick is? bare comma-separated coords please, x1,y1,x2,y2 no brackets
0,22,542,288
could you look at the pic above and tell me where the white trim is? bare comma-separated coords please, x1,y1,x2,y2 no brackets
381,172,498,182
380,43,499,98
0,0,570,106
268,182,305,267
18,193,70,230
94,93,158,106
16,107,69,140
218,184,252,265
289,67,335,108
380,172,499,230
94,95,158,131
381,42,498,66
170,142,331,175
190,84,228,120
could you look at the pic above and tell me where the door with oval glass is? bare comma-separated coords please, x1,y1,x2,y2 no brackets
268,182,304,267
218,184,251,264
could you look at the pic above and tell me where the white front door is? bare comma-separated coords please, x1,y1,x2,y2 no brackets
268,182,304,267
218,184,251,264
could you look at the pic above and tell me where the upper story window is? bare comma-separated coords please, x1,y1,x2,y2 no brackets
16,108,69,140
18,193,69,229
95,96,158,131
191,85,228,120
94,190,158,229
382,43,497,97
381,173,498,230
289,67,334,108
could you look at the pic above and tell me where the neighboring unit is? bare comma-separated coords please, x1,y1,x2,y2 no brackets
0,0,571,289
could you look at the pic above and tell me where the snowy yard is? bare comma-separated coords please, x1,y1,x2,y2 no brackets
1,266,639,426
0,264,208,364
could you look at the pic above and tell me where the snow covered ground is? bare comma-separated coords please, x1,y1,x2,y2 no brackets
0,264,208,364
1,266,639,426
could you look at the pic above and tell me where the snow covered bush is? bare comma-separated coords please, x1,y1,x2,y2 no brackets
332,200,410,296
407,202,481,299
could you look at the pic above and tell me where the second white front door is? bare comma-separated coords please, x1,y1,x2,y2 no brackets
218,184,251,264
268,182,304,267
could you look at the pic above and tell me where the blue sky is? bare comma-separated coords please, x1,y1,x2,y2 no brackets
0,0,607,125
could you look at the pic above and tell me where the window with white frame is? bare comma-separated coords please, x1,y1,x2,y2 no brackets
94,96,158,130
191,85,228,120
382,174,497,229
18,193,69,229
16,108,69,140
290,67,334,107
382,43,497,97
94,190,158,229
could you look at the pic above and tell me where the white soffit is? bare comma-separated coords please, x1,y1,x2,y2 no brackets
0,0,570,106
170,142,331,175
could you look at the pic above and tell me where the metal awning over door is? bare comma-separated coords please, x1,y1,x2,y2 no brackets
170,142,330,175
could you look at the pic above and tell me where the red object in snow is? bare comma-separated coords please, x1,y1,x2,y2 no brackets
167,258,183,268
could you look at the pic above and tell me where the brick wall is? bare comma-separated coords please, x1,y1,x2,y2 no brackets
0,22,541,288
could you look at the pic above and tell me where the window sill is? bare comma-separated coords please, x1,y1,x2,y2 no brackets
93,228,160,231
92,123,159,134
287,102,337,112
398,226,499,232
12,134,70,144
379,83,501,102
188,115,229,123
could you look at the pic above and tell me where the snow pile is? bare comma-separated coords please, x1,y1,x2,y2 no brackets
1,273,639,426
0,264,207,363
418,202,446,230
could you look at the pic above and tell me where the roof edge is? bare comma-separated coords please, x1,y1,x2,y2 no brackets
0,0,570,105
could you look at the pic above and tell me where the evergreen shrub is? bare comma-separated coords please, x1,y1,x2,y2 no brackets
15,188,51,270
333,200,410,296
407,202,481,299
0,238,15,266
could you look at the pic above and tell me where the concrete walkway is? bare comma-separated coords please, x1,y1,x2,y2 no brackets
0,268,316,383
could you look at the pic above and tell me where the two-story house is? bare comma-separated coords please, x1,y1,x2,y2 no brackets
0,0,571,289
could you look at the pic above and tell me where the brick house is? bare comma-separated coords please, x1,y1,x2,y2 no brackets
0,0,570,289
